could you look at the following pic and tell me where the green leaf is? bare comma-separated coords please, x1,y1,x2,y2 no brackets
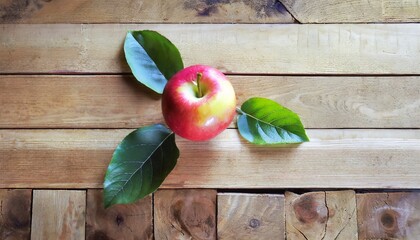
124,30,184,94
103,124,179,208
237,97,309,144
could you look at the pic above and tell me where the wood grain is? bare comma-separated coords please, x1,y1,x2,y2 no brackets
0,129,419,189
86,189,153,240
280,0,420,23
1,75,419,129
31,190,86,240
217,193,285,239
0,189,32,240
154,189,217,240
0,0,294,23
357,192,420,239
2,24,420,74
285,191,358,240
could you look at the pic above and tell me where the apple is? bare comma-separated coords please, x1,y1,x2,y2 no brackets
162,65,236,141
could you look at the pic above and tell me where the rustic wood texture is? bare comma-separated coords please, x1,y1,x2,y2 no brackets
0,189,32,240
1,75,419,129
2,24,420,74
280,0,420,23
217,193,285,239
285,191,358,240
31,190,86,240
0,0,294,23
154,189,217,240
1,129,419,189
357,192,420,240
86,189,153,240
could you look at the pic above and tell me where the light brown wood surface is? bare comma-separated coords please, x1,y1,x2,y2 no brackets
2,24,420,74
357,192,420,240
86,189,153,240
280,0,420,23
154,189,217,240
286,191,358,240
1,75,419,129
31,190,86,240
0,0,294,23
0,189,32,240
1,129,419,189
217,193,285,239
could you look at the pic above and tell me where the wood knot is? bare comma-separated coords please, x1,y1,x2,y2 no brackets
380,209,400,234
293,194,327,224
249,218,260,228
115,214,124,226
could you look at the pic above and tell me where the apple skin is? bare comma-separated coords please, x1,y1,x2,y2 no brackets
162,65,236,141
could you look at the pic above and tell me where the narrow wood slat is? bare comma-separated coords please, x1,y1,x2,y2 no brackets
2,24,420,74
154,189,217,240
0,129,419,189
285,191,358,240
357,192,420,239
217,193,285,239
86,189,153,240
31,190,86,240
0,189,32,239
280,0,420,23
0,0,294,24
1,75,419,128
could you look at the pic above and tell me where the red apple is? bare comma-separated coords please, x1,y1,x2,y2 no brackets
162,65,236,141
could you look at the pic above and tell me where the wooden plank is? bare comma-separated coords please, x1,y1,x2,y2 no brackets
285,191,358,239
280,0,420,23
2,24,420,74
86,189,153,240
0,0,294,23
154,189,217,240
1,75,419,129
31,190,86,240
217,193,285,239
0,189,32,240
0,129,419,189
357,192,420,239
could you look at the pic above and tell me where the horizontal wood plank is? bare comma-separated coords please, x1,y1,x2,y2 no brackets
1,75,419,128
2,24,420,74
280,0,420,23
0,129,419,189
0,0,294,23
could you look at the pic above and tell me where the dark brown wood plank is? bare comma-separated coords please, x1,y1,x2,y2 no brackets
217,193,285,239
357,192,420,239
154,189,217,240
86,189,153,240
1,75,419,129
285,191,358,239
2,24,420,74
0,0,294,23
0,189,32,240
0,129,419,189
280,0,420,23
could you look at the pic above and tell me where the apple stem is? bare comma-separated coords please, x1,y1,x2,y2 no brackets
196,72,203,98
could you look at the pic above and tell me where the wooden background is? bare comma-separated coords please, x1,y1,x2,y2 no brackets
1,0,419,239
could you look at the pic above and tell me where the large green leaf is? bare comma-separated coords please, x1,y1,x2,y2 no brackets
104,124,179,208
237,97,309,144
124,30,184,94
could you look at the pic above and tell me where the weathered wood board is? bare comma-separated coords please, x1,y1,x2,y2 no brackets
280,0,420,23
154,189,217,240
285,191,358,239
86,189,153,240
1,75,419,129
1,129,419,189
0,189,32,240
0,0,294,23
31,190,86,240
2,24,420,74
218,193,285,239
357,192,420,239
